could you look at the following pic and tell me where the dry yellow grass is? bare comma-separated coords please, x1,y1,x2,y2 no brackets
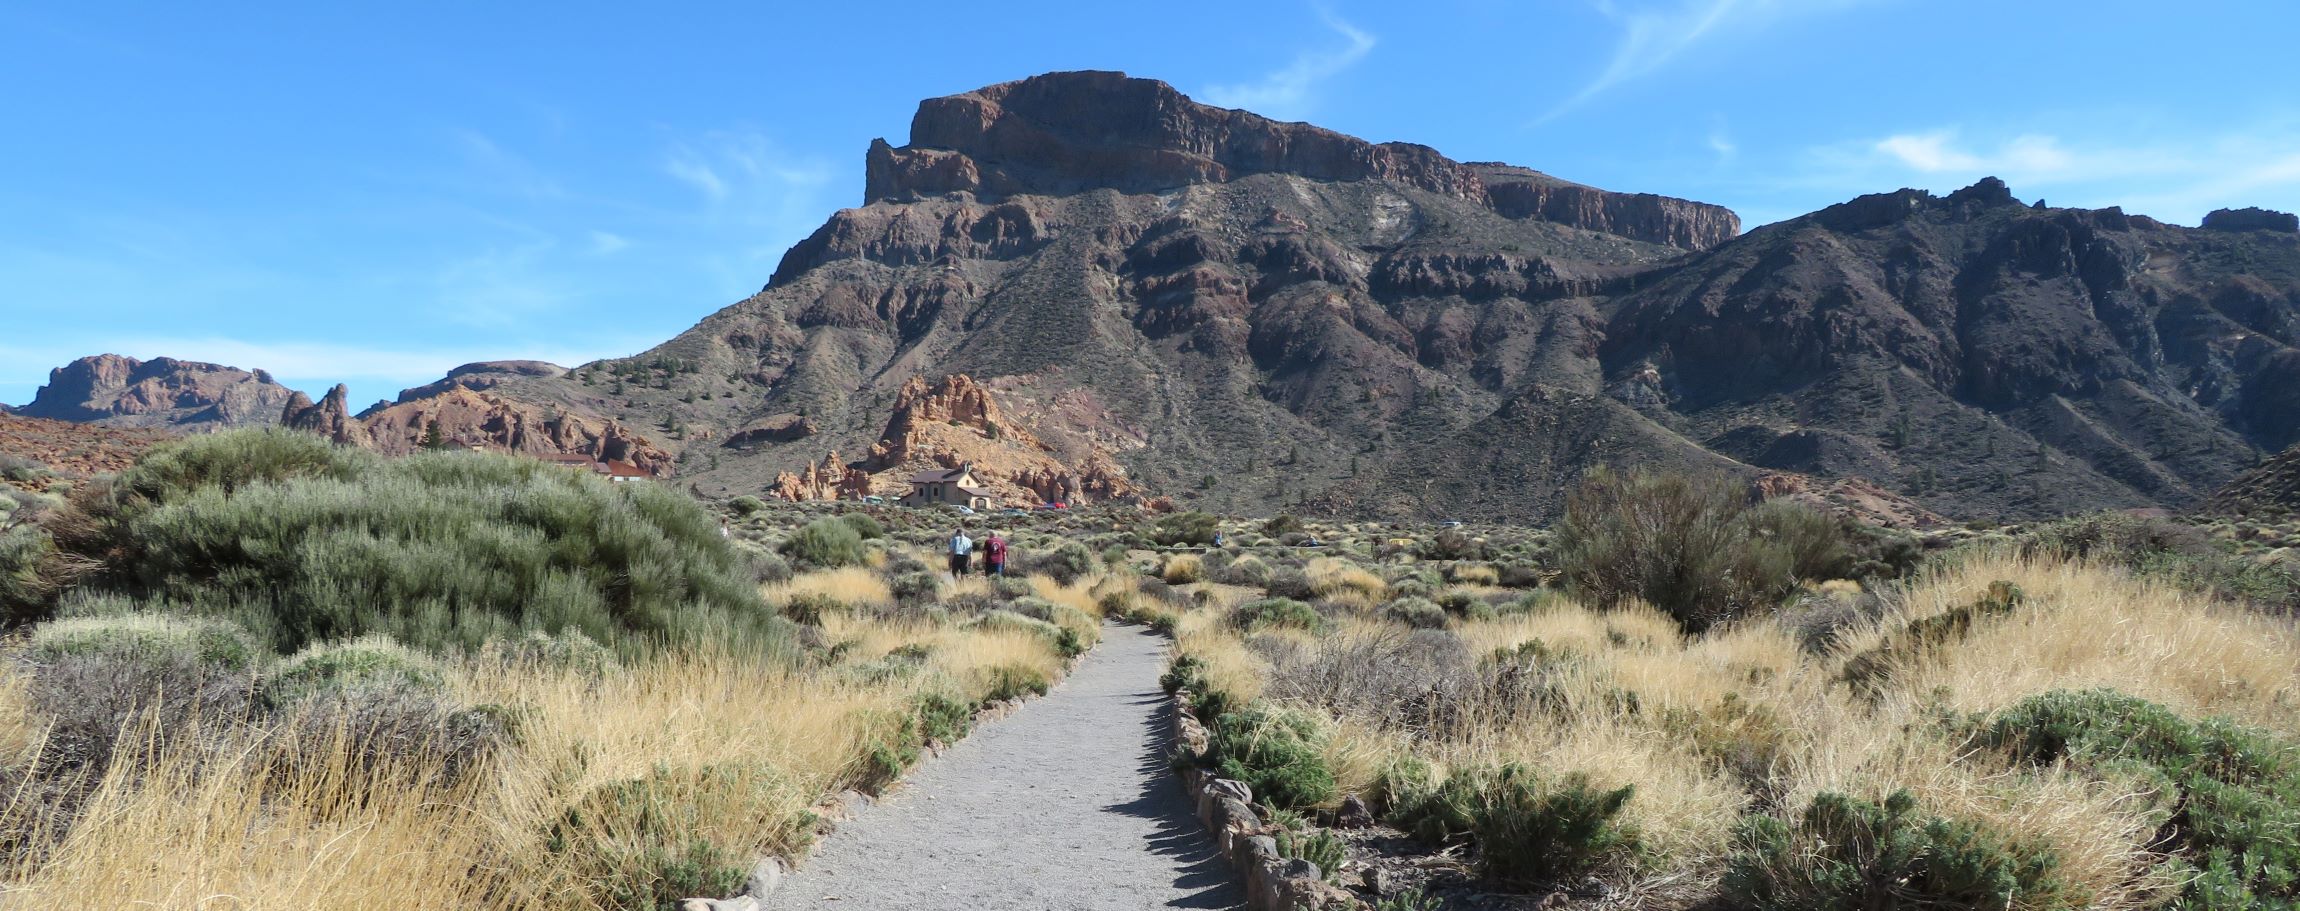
761,566,895,612
1161,553,1203,585
1,567,1092,908
1307,556,1388,602
1183,552,2300,908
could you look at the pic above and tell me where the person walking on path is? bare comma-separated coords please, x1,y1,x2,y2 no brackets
947,527,973,580
983,531,1007,576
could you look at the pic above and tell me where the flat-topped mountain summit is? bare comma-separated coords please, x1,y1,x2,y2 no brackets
12,71,2298,521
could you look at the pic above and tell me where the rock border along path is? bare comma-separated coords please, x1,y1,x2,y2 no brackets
755,622,1245,910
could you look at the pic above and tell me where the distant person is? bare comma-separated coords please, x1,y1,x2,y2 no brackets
948,527,974,580
984,531,1008,577
1213,530,1226,548
720,519,732,539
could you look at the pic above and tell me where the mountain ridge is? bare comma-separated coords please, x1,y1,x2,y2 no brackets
10,71,2297,522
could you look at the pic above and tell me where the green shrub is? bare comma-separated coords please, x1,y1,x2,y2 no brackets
837,512,886,540
43,435,781,658
1021,540,1096,585
113,426,368,504
1724,790,2078,911
546,762,813,911
2021,513,2299,613
1151,511,1220,547
1161,653,1207,695
29,613,261,671
781,517,868,570
780,592,841,626
1389,763,1637,885
1276,827,1347,882
1746,499,1855,582
1841,581,2022,698
982,664,1051,703
915,690,974,744
1373,887,1442,911
482,628,616,677
1382,596,1449,629
727,495,765,516
1556,468,1816,631
1262,514,1305,537
1976,689,2299,909
888,570,941,605
1201,705,1336,810
1228,597,1326,633
264,635,446,705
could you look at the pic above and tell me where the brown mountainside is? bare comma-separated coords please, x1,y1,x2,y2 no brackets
13,354,297,430
14,71,2298,521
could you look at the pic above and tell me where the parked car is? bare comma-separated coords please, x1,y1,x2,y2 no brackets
1438,520,1464,528
946,505,977,516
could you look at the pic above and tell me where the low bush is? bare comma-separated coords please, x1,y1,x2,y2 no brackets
1017,541,1095,585
547,762,815,911
1840,580,2022,697
263,636,447,706
1381,596,1449,629
981,664,1051,703
781,517,868,570
1262,514,1304,537
1201,705,1336,810
837,511,886,541
1276,827,1347,882
1724,790,2078,911
1386,763,1639,884
1447,562,1500,586
22,614,264,771
1976,689,2300,909
1229,597,1327,633
30,433,784,657
1161,553,1204,584
779,592,840,626
480,628,616,677
727,495,765,516
2021,513,2299,613
1556,468,1829,631
1151,511,1221,547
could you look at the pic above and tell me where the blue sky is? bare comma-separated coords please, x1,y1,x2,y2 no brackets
6,1,2298,407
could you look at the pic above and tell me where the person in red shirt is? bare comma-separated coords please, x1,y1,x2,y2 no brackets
984,531,1008,577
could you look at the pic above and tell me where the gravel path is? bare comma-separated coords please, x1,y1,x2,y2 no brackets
759,622,1245,910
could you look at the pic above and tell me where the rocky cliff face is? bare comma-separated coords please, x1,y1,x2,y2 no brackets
856,71,1736,253
14,354,298,429
446,72,2296,521
765,374,1136,507
385,361,568,408
351,388,673,473
2207,446,2300,518
28,72,2295,522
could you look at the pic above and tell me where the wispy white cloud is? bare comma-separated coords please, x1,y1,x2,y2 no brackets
665,129,833,202
1706,121,1738,163
664,156,728,200
1807,124,2300,224
1546,0,1865,120
1201,12,1376,121
588,230,629,255
453,129,564,200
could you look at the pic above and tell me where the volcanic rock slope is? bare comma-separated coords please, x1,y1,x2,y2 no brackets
451,70,2298,521
12,354,299,430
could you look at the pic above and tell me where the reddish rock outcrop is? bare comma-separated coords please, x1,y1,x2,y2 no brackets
15,354,298,429
352,388,673,475
388,360,568,407
280,384,370,447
